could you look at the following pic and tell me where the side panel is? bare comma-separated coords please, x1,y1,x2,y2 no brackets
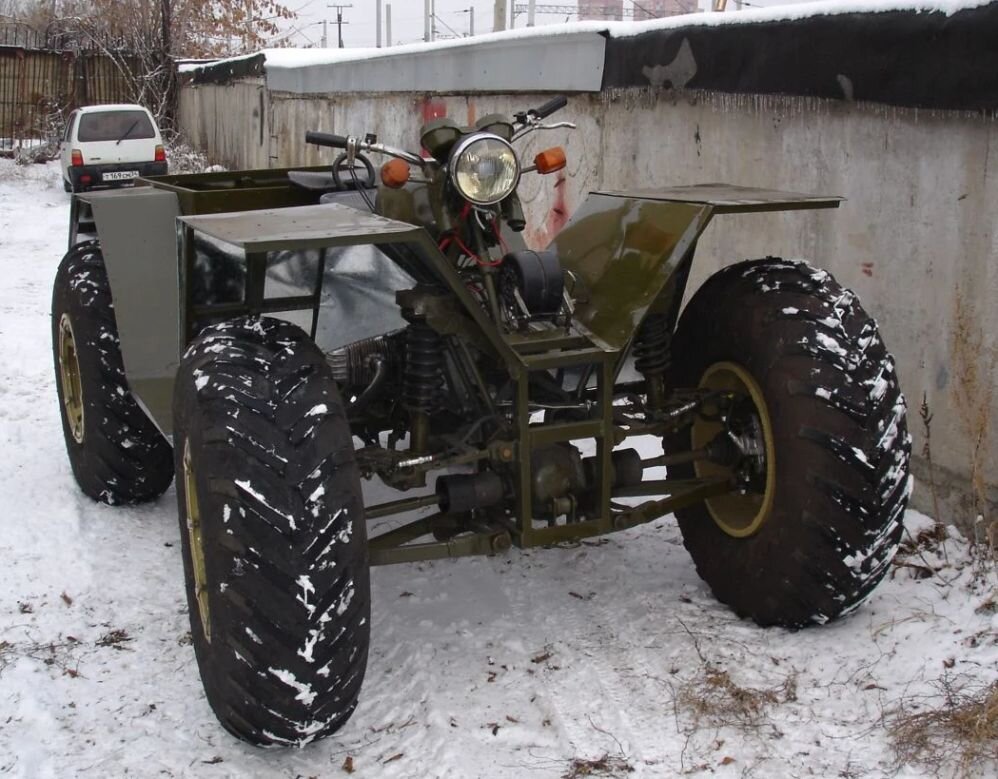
86,188,181,434
548,194,712,351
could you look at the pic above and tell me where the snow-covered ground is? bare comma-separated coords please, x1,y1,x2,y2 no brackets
0,159,995,778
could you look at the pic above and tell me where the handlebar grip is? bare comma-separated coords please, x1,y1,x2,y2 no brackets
305,131,349,149
532,95,568,119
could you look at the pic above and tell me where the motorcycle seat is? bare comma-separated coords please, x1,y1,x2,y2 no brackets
288,170,338,192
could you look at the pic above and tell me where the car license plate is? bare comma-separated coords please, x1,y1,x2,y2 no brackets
103,170,139,181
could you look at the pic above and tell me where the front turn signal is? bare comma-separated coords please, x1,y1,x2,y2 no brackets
534,146,566,175
381,159,410,188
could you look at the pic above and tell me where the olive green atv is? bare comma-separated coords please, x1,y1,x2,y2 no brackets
52,96,911,746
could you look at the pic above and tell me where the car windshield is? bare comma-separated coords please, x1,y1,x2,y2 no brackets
77,110,155,142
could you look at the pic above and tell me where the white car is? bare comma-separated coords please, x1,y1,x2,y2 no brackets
60,104,168,193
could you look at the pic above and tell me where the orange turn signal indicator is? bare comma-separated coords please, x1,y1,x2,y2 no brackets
534,146,566,175
381,159,411,189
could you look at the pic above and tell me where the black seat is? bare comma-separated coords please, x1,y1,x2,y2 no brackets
288,170,338,193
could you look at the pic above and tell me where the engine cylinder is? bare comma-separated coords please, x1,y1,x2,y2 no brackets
328,332,400,388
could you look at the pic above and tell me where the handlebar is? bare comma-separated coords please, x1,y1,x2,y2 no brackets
305,131,349,149
530,95,567,120
306,96,571,165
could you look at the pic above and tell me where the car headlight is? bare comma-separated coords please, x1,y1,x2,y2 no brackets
449,133,520,206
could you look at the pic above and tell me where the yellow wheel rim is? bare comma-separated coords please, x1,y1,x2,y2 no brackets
58,313,85,444
183,439,211,643
692,361,776,539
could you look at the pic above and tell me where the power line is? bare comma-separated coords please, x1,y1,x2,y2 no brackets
432,12,461,37
631,1,659,18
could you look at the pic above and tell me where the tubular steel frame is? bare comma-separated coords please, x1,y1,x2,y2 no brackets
161,182,841,567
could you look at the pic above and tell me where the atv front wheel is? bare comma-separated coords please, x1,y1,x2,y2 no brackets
173,316,369,746
667,258,911,627
51,241,174,504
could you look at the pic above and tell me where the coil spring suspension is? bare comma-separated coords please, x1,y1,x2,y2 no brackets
634,314,672,376
634,313,672,411
403,321,444,414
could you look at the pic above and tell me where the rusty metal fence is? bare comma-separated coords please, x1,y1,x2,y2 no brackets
0,32,137,147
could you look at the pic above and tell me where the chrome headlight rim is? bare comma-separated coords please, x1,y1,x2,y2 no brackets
448,132,520,206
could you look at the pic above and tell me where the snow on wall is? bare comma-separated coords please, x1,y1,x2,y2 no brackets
181,0,991,76
181,0,998,113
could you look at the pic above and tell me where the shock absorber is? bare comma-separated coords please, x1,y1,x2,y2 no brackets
634,313,672,411
403,320,444,453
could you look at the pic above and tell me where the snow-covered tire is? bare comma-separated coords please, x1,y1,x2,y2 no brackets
173,316,369,747
666,258,911,628
51,241,174,504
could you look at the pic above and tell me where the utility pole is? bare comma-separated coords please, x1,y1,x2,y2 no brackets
328,4,351,48
386,3,392,45
493,0,507,32
458,6,475,36
376,0,382,47
424,0,430,41
321,19,328,47
527,0,536,26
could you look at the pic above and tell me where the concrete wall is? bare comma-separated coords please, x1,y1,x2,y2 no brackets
177,83,998,533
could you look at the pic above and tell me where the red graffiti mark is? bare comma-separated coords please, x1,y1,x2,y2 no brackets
466,100,476,127
524,172,571,249
418,97,447,123
545,171,570,235
861,261,874,277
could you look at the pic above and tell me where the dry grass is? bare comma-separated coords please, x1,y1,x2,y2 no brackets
890,676,998,777
0,636,84,678
562,754,634,778
163,134,226,175
971,514,998,583
951,291,996,555
676,664,797,732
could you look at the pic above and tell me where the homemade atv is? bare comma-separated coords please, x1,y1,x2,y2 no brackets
52,96,911,746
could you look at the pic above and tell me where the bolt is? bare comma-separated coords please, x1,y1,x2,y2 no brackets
500,446,514,461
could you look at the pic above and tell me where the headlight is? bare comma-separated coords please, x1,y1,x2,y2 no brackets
449,133,520,206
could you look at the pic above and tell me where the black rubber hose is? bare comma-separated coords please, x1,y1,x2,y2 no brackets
348,354,387,413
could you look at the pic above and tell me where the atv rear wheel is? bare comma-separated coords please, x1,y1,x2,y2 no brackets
173,316,369,747
51,241,174,504
667,258,911,627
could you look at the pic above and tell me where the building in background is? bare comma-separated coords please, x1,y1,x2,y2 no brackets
633,0,699,19
578,2,624,21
